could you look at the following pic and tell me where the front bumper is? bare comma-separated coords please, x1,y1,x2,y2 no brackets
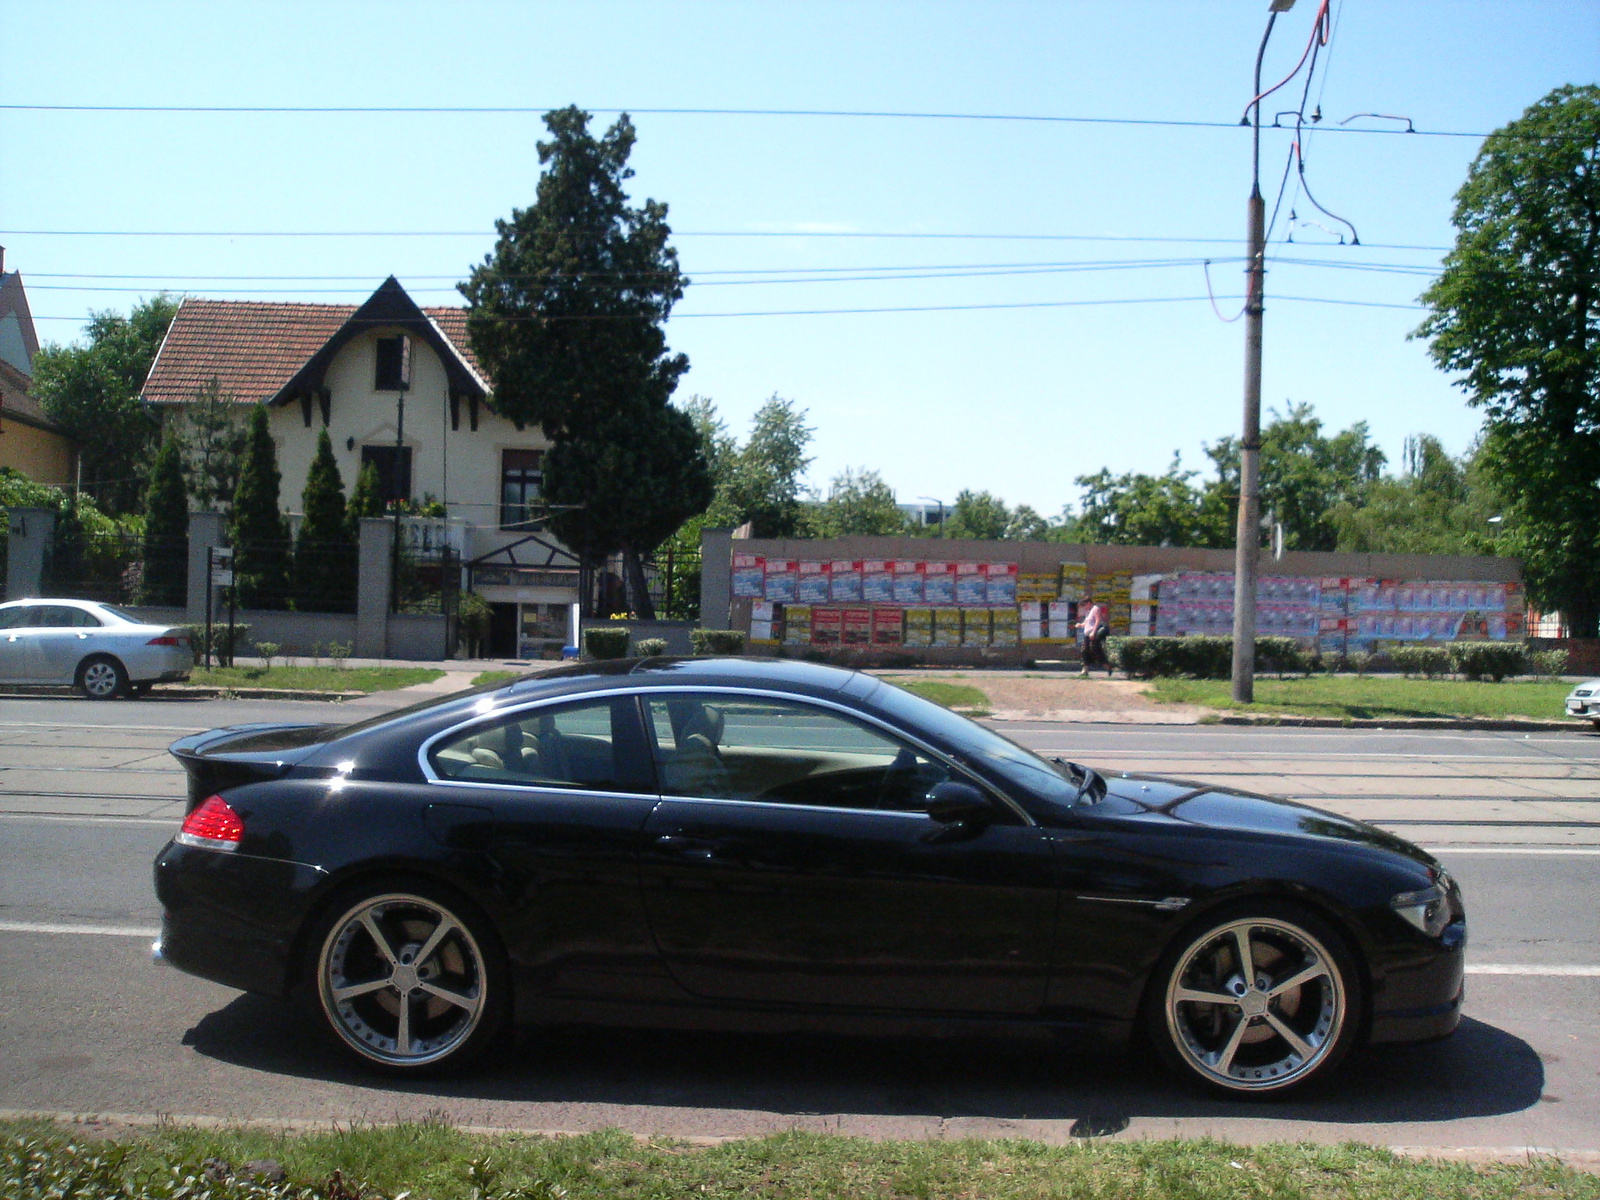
1368,917,1466,1043
153,839,327,997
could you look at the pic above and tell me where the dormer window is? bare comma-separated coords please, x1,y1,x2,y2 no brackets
374,335,411,391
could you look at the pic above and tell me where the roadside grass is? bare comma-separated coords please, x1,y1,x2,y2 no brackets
186,666,444,694
471,669,521,688
881,676,993,716
1146,675,1576,721
5,1121,1596,1200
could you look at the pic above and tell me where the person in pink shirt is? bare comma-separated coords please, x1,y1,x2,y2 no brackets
1080,600,1110,674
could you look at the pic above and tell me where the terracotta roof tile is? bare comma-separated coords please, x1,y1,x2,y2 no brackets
143,297,488,406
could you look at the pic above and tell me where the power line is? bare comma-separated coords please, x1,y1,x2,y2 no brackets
0,101,1504,137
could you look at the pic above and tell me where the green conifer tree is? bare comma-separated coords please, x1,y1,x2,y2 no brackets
142,434,189,606
293,429,356,612
229,406,291,609
347,460,385,532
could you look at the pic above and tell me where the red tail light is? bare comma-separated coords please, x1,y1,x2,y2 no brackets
147,636,182,646
176,795,243,851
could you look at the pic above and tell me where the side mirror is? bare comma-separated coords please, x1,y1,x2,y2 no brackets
925,780,992,825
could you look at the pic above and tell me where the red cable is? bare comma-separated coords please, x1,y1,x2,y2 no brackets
1241,0,1331,123
1204,260,1248,323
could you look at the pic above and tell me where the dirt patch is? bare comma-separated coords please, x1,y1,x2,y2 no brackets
877,673,1206,724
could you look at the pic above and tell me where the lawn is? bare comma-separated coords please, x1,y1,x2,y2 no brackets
187,665,444,693
471,669,522,688
880,676,992,715
1146,674,1576,721
7,1121,1595,1200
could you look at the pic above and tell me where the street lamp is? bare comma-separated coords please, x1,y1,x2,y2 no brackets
1231,0,1297,704
917,496,946,528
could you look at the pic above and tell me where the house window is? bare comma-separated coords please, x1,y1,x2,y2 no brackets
500,449,543,529
374,335,411,391
361,445,413,504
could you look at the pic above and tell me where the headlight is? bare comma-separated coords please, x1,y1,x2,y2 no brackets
1391,883,1451,938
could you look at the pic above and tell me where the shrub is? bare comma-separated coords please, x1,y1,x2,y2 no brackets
1344,650,1373,675
1255,637,1309,677
584,627,631,659
1448,640,1528,682
691,628,746,656
326,640,352,668
634,637,669,657
253,641,281,670
183,623,252,667
1110,636,1296,679
1391,644,1453,678
1532,648,1570,678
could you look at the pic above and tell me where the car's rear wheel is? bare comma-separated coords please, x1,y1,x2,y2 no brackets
311,883,507,1073
1149,903,1361,1097
77,655,128,700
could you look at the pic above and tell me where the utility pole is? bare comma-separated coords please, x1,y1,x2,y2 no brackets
1232,0,1296,704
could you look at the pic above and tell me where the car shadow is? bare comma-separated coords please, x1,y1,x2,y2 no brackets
183,1000,1541,1129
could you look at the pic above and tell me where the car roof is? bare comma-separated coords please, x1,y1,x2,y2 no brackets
503,655,871,700
1,598,106,610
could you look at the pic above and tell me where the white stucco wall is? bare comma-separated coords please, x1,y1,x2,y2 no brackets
265,326,548,557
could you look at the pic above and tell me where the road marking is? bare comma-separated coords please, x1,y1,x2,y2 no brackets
0,812,175,826
1467,964,1600,976
1426,846,1600,856
0,920,160,937
0,722,205,732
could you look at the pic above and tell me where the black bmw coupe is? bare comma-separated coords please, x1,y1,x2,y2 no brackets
153,657,1464,1096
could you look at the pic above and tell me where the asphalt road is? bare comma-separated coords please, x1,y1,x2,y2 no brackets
1,692,1597,1153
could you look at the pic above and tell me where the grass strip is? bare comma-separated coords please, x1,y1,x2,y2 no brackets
187,666,445,694
4,1121,1596,1200
471,670,522,688
881,676,993,715
1146,675,1576,721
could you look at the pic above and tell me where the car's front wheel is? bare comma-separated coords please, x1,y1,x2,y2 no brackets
77,655,128,699
310,883,507,1073
1149,903,1361,1097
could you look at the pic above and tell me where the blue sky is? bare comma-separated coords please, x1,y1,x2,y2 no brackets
3,0,1595,514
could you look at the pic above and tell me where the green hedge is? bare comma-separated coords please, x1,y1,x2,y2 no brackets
1448,640,1528,682
1111,635,1310,679
691,628,746,656
634,637,669,657
583,628,631,659
181,623,252,667
1391,645,1452,678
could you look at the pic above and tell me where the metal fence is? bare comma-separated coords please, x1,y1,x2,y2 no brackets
225,538,361,614
395,546,460,623
644,545,702,621
42,531,187,607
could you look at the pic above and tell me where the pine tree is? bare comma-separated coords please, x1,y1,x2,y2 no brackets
142,435,189,606
229,406,291,609
347,460,385,533
293,429,357,612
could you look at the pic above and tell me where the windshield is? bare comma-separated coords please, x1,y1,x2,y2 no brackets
871,679,1083,809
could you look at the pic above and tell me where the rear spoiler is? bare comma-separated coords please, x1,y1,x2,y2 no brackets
169,723,336,809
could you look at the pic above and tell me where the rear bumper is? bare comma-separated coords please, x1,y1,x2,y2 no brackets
153,839,326,997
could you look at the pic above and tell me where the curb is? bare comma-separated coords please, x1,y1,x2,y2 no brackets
1215,714,1591,732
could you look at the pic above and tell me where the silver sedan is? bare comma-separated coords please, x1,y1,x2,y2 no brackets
1565,679,1600,729
0,598,194,698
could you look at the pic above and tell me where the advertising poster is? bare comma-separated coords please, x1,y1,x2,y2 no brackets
809,607,840,646
783,605,811,646
955,561,987,606
764,559,797,603
932,609,960,647
841,607,872,646
732,554,765,599
1018,570,1059,602
893,560,925,603
871,607,904,646
862,560,895,604
985,562,1018,605
797,560,831,604
991,607,1020,647
750,599,777,645
904,608,933,647
962,608,991,647
1058,562,1089,601
923,561,956,606
1046,600,1077,641
830,560,863,602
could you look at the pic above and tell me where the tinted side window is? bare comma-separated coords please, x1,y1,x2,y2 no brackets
430,696,654,794
37,606,87,629
645,695,953,812
0,607,38,630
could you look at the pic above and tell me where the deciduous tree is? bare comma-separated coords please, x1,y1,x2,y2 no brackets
806,468,908,537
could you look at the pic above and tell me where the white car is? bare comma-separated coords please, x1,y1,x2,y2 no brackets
0,598,193,699
1565,679,1600,728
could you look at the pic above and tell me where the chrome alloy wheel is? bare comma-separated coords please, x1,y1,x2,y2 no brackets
1164,916,1347,1093
317,893,487,1067
81,659,123,698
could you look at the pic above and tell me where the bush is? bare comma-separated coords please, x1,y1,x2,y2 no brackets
1111,636,1229,679
253,641,281,669
691,628,746,656
326,640,352,668
1255,637,1310,677
1343,650,1373,675
635,637,669,657
1448,640,1528,682
183,623,252,667
584,627,631,659
1532,648,1570,678
1391,644,1453,678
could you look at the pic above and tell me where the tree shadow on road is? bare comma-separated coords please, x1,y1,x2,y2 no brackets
183,1001,1542,1133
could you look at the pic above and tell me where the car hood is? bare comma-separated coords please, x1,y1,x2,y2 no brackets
1094,771,1435,866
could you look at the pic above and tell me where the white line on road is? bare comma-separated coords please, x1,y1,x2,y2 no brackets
0,722,205,732
1426,846,1600,855
0,920,160,937
0,812,174,825
1467,964,1600,976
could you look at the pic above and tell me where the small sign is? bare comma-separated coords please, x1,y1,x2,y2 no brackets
211,568,234,586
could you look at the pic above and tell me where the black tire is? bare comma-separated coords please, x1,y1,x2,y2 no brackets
77,655,129,700
306,879,509,1074
1145,900,1363,1097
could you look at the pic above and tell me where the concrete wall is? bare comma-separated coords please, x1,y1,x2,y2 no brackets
386,613,449,661
581,618,695,656
0,418,74,487
5,506,52,601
